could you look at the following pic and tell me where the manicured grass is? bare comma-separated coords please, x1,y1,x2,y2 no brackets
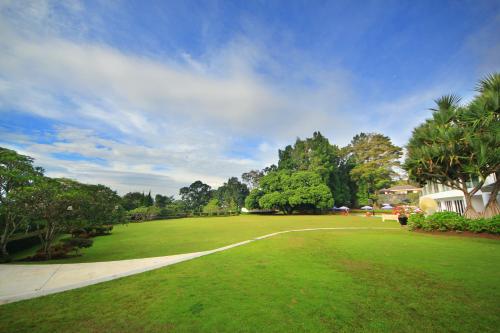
13,214,398,263
1,227,499,332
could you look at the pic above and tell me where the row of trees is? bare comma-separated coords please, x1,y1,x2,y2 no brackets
404,73,499,219
242,131,403,213
0,147,125,260
121,176,250,219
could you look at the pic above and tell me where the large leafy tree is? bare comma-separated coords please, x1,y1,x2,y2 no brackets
246,170,333,214
216,177,249,211
0,147,44,258
21,178,89,259
348,133,402,207
121,192,146,210
405,74,500,218
277,132,355,206
78,184,125,227
179,180,212,212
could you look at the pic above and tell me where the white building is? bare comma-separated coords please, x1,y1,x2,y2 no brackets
420,174,498,215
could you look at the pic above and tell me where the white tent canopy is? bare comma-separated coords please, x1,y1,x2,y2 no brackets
360,206,373,210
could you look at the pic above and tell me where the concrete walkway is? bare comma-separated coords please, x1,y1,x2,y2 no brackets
0,227,399,305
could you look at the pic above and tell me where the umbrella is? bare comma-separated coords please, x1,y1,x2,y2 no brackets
381,204,393,209
339,206,349,210
360,206,373,210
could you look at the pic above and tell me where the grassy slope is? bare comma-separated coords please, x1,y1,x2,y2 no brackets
1,229,499,332
13,215,397,263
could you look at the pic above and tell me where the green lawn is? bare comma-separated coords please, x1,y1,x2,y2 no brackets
13,214,398,263
2,215,499,332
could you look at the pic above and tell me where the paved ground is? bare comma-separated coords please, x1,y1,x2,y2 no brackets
0,227,399,305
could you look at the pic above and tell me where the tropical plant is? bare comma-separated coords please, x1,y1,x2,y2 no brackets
405,74,500,218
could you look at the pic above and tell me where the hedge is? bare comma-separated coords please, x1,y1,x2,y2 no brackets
6,231,41,254
408,212,500,234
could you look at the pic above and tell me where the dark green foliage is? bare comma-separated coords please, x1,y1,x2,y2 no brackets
348,133,402,206
179,180,212,212
61,237,93,255
408,212,500,234
277,132,355,206
0,147,44,258
71,225,113,238
215,177,249,211
154,194,173,208
5,232,40,255
144,191,154,207
121,192,147,210
244,189,264,210
253,170,334,214
78,184,125,227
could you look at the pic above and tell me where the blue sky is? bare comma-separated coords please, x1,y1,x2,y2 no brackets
1,0,499,195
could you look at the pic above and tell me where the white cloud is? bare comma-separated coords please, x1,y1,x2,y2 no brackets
2,1,495,195
0,1,358,194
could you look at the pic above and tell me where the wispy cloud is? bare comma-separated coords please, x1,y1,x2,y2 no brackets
1,0,498,194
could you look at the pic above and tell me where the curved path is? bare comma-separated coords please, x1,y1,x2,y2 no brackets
0,227,400,305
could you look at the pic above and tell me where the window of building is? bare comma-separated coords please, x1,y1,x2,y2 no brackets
454,200,465,215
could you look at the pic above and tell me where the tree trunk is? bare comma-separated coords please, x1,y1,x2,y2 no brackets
0,226,10,259
463,192,482,219
484,180,500,218
0,216,15,260
1,241,8,260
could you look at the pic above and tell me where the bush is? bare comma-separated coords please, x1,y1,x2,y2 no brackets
62,237,94,255
128,206,161,222
70,225,113,238
408,213,425,231
425,212,467,231
408,211,500,234
6,232,40,254
466,215,500,234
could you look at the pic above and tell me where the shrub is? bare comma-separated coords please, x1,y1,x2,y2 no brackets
466,215,500,234
62,237,94,255
408,211,499,234
30,244,71,261
425,212,467,231
408,213,425,231
128,206,161,222
71,225,114,238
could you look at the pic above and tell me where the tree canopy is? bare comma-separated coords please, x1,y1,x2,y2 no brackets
277,131,355,206
404,73,500,218
246,170,333,214
179,180,212,212
215,177,249,211
348,133,402,206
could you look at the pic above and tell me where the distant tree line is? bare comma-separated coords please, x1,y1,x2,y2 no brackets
119,131,404,218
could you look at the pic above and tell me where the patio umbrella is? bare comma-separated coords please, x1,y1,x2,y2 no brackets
360,206,373,210
339,206,349,210
381,204,393,209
